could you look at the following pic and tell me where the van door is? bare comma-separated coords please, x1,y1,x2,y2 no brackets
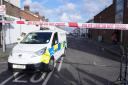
52,32,61,61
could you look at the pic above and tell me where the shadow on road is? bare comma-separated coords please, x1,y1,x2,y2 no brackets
47,68,78,85
48,63,117,85
67,38,120,62
76,67,116,85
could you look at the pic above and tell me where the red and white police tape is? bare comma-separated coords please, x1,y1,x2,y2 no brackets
0,20,128,30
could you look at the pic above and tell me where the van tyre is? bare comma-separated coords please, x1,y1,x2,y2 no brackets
8,68,13,74
8,63,13,73
47,58,54,72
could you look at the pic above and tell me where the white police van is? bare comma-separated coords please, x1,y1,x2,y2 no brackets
8,29,67,72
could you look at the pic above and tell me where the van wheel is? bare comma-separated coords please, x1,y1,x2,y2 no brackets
47,58,54,72
8,63,13,73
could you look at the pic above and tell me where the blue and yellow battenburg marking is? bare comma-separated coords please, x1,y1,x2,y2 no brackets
40,42,66,64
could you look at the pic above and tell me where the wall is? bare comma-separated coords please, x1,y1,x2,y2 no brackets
124,0,128,23
0,1,43,45
93,4,115,43
123,0,128,45
20,10,41,21
3,0,43,21
4,1,21,18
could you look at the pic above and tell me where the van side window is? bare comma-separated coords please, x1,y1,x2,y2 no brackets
52,32,58,46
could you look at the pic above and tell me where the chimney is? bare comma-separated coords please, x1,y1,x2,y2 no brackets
35,12,39,15
42,16,45,21
24,5,30,11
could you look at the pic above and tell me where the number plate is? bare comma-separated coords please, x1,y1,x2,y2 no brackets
13,64,26,69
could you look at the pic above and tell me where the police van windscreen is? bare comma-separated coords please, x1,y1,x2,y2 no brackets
20,32,52,44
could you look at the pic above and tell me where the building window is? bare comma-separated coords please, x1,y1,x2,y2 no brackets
127,0,128,8
115,0,124,23
116,0,124,13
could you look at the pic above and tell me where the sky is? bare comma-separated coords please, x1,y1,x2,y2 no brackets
20,0,112,22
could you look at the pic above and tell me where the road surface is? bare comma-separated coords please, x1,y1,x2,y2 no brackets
0,37,120,85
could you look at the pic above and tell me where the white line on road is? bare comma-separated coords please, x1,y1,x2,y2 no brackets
0,76,13,85
13,74,27,83
93,61,116,67
0,72,19,85
42,63,56,85
42,71,53,85
57,57,64,72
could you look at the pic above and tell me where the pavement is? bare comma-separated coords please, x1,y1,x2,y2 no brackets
0,44,15,62
88,39,122,57
69,36,122,57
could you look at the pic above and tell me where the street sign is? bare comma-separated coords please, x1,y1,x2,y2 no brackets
0,5,6,15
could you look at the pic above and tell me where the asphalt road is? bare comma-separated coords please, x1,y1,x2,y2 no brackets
0,37,120,85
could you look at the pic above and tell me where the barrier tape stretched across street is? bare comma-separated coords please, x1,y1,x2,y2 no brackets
0,20,128,30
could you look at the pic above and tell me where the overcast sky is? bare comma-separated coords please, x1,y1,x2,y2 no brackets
20,0,112,22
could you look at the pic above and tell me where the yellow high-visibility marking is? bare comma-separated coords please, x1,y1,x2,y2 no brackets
40,55,50,64
54,44,58,51
40,49,51,64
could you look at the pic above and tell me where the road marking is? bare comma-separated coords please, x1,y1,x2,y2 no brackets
42,63,56,85
30,72,47,83
0,76,13,85
93,61,117,67
13,74,27,83
13,72,19,77
0,72,19,85
57,57,64,72
0,61,59,85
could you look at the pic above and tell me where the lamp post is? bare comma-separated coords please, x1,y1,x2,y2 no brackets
19,17,21,35
0,0,5,52
120,25,123,44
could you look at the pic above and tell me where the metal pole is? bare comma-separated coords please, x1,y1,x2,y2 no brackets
120,30,123,44
2,17,5,52
20,17,21,35
1,0,5,52
0,0,2,5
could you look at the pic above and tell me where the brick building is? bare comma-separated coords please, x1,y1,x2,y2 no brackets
92,1,116,43
0,0,46,46
1,0,45,21
90,0,128,45
21,5,44,21
122,0,128,45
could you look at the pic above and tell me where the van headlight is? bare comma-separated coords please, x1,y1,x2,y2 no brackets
35,47,46,56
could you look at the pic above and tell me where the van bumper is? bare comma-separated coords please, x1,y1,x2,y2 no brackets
8,62,48,72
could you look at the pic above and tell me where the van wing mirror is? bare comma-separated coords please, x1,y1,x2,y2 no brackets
55,40,58,44
17,38,21,41
52,40,58,46
17,37,22,43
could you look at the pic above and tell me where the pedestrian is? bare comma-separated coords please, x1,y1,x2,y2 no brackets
111,32,117,44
